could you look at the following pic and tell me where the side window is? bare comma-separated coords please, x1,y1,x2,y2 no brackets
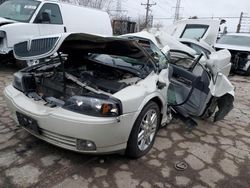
138,40,169,69
34,3,63,24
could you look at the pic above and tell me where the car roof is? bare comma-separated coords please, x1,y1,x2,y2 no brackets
35,0,107,12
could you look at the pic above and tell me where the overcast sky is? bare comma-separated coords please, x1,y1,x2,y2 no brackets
120,0,250,32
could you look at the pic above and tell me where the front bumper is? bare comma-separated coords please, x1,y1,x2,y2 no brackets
4,85,138,154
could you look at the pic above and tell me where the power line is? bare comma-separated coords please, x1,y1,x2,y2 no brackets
153,16,250,20
109,0,127,18
141,0,156,28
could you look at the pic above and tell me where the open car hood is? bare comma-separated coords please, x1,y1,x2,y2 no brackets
163,19,220,46
13,33,150,61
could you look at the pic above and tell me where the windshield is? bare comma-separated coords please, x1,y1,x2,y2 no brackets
138,40,169,69
218,35,250,47
88,53,153,76
0,0,40,22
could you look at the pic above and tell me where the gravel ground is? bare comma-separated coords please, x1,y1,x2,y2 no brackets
0,65,250,188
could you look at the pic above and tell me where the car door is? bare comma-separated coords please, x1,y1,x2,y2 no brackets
33,3,65,36
168,56,211,117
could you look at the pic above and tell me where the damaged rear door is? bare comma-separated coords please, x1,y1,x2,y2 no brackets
168,53,234,124
168,55,211,119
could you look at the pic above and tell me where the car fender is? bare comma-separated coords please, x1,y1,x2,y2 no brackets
121,91,167,143
114,72,168,112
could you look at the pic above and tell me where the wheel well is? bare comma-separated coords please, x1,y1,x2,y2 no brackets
127,97,163,145
150,97,163,129
150,97,163,113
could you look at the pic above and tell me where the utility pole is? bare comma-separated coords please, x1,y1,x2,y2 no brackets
141,0,156,29
173,0,181,22
108,0,127,19
237,12,244,33
116,0,122,18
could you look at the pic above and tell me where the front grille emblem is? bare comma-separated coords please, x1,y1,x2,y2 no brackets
27,39,32,51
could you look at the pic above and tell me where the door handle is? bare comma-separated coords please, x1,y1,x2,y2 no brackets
176,76,192,85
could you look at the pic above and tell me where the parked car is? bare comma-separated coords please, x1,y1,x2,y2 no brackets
0,0,112,67
4,33,234,158
215,33,250,75
164,19,220,47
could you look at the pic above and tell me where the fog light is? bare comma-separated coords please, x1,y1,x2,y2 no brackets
76,139,96,151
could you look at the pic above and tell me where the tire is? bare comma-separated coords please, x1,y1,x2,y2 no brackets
126,101,160,158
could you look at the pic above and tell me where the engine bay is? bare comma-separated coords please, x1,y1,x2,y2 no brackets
20,56,141,104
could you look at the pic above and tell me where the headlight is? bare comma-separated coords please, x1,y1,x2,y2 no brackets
63,95,122,117
13,72,24,92
13,72,36,92
0,31,6,38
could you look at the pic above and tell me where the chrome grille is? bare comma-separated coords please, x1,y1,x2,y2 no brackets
14,37,59,57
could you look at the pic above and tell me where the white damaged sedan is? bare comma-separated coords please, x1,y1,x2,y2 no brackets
4,33,234,158
4,33,171,158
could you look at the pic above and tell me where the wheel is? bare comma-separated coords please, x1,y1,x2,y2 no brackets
126,101,160,158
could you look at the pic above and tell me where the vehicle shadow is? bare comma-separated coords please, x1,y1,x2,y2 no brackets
0,62,19,72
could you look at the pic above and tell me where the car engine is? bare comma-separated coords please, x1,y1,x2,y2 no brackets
30,59,140,102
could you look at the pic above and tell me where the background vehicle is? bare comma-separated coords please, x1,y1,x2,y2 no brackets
0,0,112,67
164,19,220,46
150,19,219,62
215,33,250,75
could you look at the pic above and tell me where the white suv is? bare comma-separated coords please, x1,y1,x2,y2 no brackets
0,0,112,66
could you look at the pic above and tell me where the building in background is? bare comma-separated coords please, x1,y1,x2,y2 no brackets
112,19,137,35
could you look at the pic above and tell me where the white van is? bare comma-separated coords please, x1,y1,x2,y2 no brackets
0,0,112,66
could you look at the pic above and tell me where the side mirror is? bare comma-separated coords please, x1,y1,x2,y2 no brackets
41,12,50,23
